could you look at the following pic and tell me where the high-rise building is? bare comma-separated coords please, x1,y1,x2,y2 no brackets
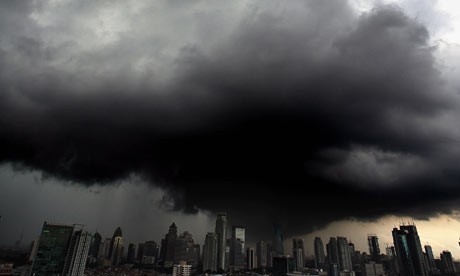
108,227,123,266
292,238,304,270
386,246,400,275
88,232,102,263
215,213,227,270
256,240,268,268
30,222,91,276
367,235,380,262
247,247,257,269
142,241,159,265
440,250,456,274
392,225,428,276
62,229,92,276
273,224,284,256
163,223,178,267
203,232,218,272
424,245,436,273
327,237,339,266
314,237,325,268
337,237,352,272
30,222,75,276
230,226,246,267
127,243,136,264
174,232,199,267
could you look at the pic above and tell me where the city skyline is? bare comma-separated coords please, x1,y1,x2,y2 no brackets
3,1,460,274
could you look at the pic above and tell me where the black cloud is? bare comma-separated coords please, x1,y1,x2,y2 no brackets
1,1,459,238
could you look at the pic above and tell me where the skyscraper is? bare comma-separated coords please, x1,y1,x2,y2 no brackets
440,250,456,274
174,231,199,267
327,237,339,265
337,237,352,272
30,222,75,276
247,247,257,269
367,235,380,262
292,238,304,270
314,237,325,268
392,225,429,276
424,245,436,273
62,229,92,276
273,224,284,256
108,227,123,266
399,225,428,276
88,232,102,264
215,213,227,270
256,240,268,268
230,226,245,267
203,232,218,272
163,222,178,267
127,243,136,264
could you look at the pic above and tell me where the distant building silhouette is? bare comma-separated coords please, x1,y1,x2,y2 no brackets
272,224,284,256
440,250,456,274
256,240,268,268
327,237,339,266
203,232,218,272
215,213,227,270
314,237,325,268
108,227,123,266
247,247,256,269
292,238,304,270
367,235,380,262
161,222,178,267
337,237,353,272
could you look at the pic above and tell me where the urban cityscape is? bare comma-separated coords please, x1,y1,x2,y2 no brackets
1,213,459,276
3,1,460,276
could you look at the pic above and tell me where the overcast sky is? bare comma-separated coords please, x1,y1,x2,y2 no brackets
2,0,460,259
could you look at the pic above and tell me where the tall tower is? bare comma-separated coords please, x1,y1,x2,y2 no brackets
337,237,352,272
30,222,75,276
164,222,178,267
272,224,284,256
63,229,92,276
230,226,245,267
314,237,325,268
292,238,304,270
108,227,123,266
256,240,268,268
424,245,436,272
215,213,227,270
247,247,257,269
368,234,380,261
399,225,428,276
203,232,218,272
327,237,339,265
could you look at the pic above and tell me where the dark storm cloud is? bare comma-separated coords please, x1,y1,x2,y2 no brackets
1,0,459,237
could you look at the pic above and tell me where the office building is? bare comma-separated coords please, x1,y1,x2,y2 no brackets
292,238,304,270
314,237,325,268
273,224,284,256
392,225,428,276
203,232,218,272
367,235,380,262
108,227,123,266
337,237,353,272
30,222,75,276
63,229,92,276
256,240,268,268
127,243,136,264
440,250,456,274
215,213,227,270
327,237,339,265
162,223,178,267
247,247,257,269
361,262,384,276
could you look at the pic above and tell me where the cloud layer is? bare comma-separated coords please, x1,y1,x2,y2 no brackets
1,0,460,237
